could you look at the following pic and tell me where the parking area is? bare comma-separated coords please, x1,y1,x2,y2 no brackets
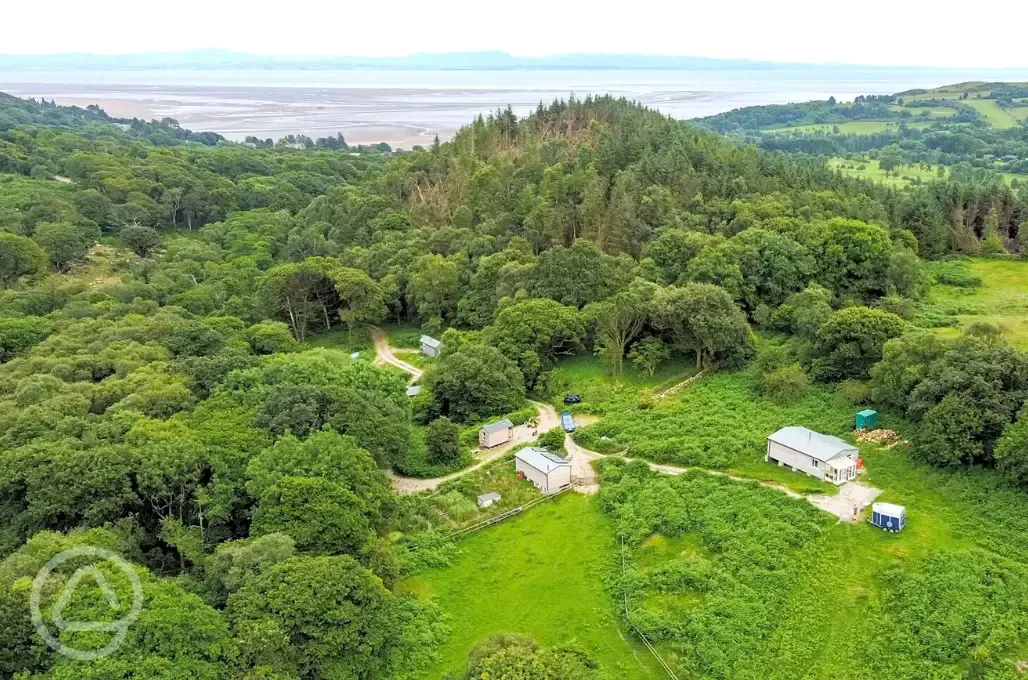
808,482,883,521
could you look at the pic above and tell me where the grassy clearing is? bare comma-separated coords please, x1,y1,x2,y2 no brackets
304,324,374,355
542,354,696,414
827,157,944,188
596,369,1028,679
770,121,897,134
574,369,855,493
966,99,1021,129
927,258,1028,349
1008,106,1028,122
399,493,664,679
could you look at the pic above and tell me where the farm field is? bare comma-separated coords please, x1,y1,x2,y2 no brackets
827,157,944,187
928,258,1028,349
966,99,1022,129
771,121,897,134
399,493,665,679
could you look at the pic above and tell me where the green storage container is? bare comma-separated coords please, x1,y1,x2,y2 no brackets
856,409,878,429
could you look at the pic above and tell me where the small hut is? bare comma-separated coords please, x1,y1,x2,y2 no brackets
420,335,442,357
870,502,906,532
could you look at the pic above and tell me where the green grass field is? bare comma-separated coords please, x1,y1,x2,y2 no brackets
828,157,944,187
929,258,1028,349
771,121,897,135
966,99,1021,129
399,493,664,679
542,353,696,414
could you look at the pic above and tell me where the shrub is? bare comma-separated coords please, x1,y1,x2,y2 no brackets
926,259,982,288
839,380,871,405
434,491,478,522
536,427,566,453
760,363,810,402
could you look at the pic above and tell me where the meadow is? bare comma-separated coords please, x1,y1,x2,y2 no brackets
827,157,944,188
927,258,1028,349
398,492,665,679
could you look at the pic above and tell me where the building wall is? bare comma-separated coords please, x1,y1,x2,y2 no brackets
766,441,827,481
420,342,440,357
480,428,512,448
516,458,571,494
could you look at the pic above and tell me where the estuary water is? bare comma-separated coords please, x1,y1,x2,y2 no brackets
1,66,1024,147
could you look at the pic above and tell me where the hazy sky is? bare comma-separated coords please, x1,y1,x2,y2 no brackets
5,0,1027,69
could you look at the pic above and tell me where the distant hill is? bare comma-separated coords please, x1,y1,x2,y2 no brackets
691,82,1028,188
2,50,1026,74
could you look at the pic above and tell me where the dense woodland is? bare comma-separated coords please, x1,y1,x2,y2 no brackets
2,89,1028,679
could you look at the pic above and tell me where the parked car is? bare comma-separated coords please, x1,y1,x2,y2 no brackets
563,394,582,405
561,411,576,433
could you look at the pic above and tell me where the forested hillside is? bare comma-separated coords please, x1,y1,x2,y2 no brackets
3,90,1028,679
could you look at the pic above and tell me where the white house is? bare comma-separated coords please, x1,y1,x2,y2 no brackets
515,447,571,494
477,492,501,509
766,426,858,485
479,419,514,448
420,335,442,357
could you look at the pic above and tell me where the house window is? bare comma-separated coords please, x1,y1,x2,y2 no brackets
811,459,819,468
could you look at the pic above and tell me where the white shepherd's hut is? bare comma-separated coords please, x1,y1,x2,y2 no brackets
479,419,514,448
420,335,442,357
515,447,571,494
766,426,858,485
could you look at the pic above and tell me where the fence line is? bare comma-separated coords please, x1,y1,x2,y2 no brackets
620,536,680,680
407,486,572,552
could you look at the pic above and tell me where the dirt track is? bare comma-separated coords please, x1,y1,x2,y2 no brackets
370,326,422,383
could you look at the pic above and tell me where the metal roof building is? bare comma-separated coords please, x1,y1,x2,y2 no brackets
515,447,571,494
766,426,859,485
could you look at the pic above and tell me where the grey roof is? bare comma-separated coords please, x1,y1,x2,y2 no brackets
515,447,569,473
406,385,422,397
767,427,857,462
478,492,501,502
420,335,442,349
481,418,513,434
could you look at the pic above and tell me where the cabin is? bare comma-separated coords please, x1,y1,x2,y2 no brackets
870,502,906,532
477,492,501,509
406,385,422,397
479,419,514,448
420,335,442,357
766,426,859,485
515,447,571,494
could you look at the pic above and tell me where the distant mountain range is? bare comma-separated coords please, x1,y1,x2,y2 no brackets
2,50,1026,73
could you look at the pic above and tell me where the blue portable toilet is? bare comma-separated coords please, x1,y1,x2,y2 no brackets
870,502,905,532
856,409,878,429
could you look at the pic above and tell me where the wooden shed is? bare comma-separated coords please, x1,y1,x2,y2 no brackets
479,418,514,448
420,335,442,357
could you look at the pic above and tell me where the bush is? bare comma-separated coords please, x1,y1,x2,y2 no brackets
434,491,478,522
760,363,810,402
926,259,982,288
536,427,566,453
245,321,297,355
839,380,871,405
426,416,462,465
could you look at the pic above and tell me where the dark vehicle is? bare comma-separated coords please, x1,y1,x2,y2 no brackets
561,411,576,433
563,394,582,405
